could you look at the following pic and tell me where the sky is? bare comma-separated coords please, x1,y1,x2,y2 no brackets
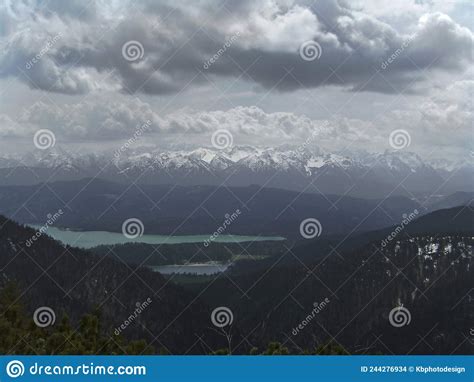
0,0,472,161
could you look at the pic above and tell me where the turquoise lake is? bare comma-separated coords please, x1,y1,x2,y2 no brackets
33,226,284,249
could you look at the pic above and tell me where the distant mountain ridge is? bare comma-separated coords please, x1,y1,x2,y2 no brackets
1,146,472,197
0,179,423,238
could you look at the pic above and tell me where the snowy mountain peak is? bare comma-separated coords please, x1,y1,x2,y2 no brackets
3,146,470,174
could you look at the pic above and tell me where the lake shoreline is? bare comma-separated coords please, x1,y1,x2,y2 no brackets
29,225,285,249
149,262,233,275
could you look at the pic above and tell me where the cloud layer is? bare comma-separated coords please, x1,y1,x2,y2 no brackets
2,77,471,160
1,0,472,95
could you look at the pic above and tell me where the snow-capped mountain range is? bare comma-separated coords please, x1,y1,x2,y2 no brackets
0,146,472,198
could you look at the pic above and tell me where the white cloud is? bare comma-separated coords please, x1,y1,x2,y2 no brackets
0,99,388,153
1,89,471,161
223,2,320,52
0,0,471,95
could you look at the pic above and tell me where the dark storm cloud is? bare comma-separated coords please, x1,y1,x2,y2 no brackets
0,0,472,95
